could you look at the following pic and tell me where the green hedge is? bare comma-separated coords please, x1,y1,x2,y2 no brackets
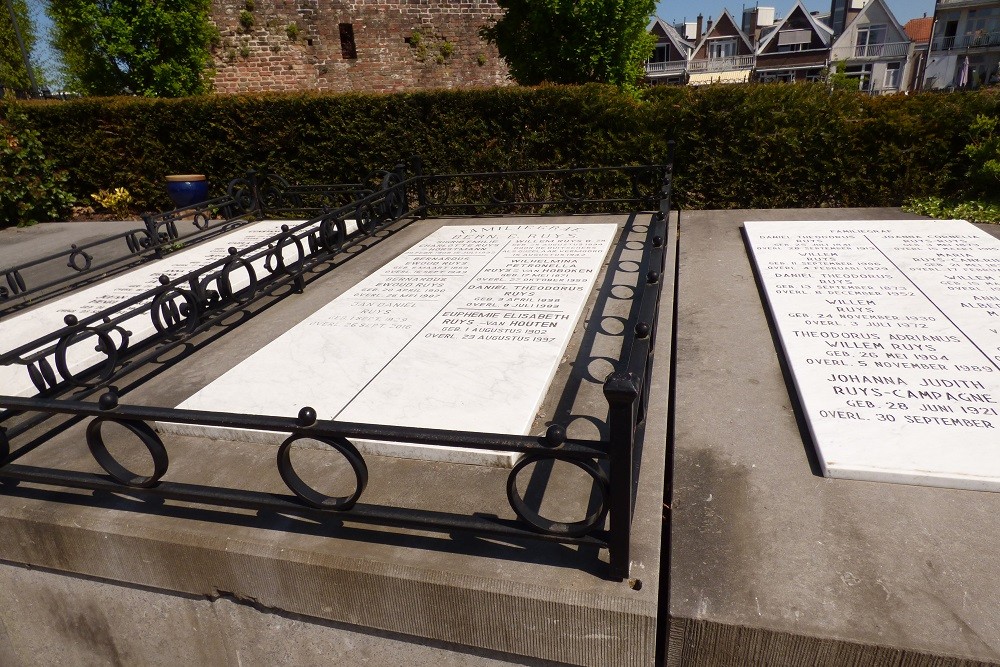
18,84,1000,213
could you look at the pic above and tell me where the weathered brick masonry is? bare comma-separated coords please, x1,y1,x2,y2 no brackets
211,0,510,93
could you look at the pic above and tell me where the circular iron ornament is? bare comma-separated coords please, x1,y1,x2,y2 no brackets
218,253,258,302
54,327,118,387
506,454,610,537
150,286,200,335
100,321,132,355
380,171,406,219
86,417,168,488
67,245,93,272
125,232,141,254
26,357,58,392
276,434,368,510
26,363,46,392
319,217,347,252
355,202,376,236
229,182,255,212
265,229,306,276
192,211,210,230
6,269,26,294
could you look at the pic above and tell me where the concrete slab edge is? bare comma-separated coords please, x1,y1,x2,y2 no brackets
666,617,999,667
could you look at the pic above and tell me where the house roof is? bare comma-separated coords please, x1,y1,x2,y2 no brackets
903,16,933,43
648,16,695,52
692,9,755,55
756,0,834,52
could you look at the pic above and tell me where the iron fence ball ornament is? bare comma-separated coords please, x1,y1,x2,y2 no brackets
297,406,318,427
506,454,611,538
276,434,368,510
543,424,566,448
86,417,168,488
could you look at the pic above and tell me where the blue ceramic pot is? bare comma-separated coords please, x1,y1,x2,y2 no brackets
165,174,208,209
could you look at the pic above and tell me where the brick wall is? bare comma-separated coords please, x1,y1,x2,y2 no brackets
211,0,510,93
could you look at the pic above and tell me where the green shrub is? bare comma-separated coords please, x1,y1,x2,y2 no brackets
238,10,254,32
903,196,1000,224
0,98,74,227
15,84,1000,213
963,114,1000,200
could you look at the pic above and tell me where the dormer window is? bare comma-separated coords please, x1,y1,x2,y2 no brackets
708,38,738,58
777,29,812,52
857,24,887,46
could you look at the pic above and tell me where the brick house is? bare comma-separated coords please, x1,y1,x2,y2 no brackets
687,9,757,84
646,17,694,84
754,0,834,83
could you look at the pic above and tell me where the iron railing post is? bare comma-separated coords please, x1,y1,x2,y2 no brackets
142,214,164,259
604,371,639,581
411,155,427,216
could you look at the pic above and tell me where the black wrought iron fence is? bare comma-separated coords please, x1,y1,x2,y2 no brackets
0,150,675,580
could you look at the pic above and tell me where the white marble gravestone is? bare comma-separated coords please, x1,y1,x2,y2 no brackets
160,223,618,467
0,219,329,397
745,219,1000,491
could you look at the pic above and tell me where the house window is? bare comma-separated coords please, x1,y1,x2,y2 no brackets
708,38,737,59
845,63,873,91
884,61,901,89
777,42,806,52
856,24,887,57
777,28,812,52
651,45,669,63
339,23,357,59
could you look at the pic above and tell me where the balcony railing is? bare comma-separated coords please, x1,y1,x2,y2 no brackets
645,60,688,76
688,55,756,72
933,30,1000,51
831,41,910,60
938,0,997,6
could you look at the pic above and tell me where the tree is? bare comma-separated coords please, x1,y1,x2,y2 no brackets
481,0,656,90
47,0,215,97
0,0,37,92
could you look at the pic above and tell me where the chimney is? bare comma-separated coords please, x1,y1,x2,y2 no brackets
706,16,714,34
696,13,704,39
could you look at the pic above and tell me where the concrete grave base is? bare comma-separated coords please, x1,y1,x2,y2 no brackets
672,208,1000,666
0,213,675,667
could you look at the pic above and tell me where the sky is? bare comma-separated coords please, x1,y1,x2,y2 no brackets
655,0,935,28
